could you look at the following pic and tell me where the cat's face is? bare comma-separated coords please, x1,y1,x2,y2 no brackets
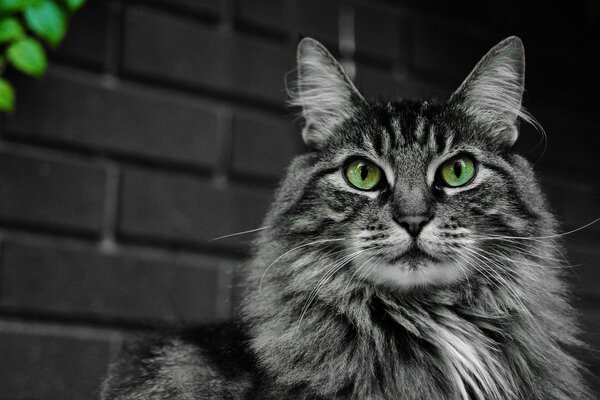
266,37,546,290
286,101,540,289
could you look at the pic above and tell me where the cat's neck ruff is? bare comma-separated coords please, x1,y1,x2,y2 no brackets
244,267,537,400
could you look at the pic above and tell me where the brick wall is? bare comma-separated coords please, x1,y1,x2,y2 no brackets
0,0,598,398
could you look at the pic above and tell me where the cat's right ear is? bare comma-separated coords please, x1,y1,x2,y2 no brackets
449,36,529,148
291,38,366,148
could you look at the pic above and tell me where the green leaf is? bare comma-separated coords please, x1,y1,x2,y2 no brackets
6,37,48,76
0,78,15,112
64,0,85,12
0,0,36,12
24,0,66,46
0,18,26,43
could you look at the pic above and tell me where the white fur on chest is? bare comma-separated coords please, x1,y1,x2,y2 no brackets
427,317,514,400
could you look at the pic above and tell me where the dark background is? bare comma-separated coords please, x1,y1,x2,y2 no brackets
0,0,598,398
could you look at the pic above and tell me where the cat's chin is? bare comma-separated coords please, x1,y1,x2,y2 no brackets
367,260,466,289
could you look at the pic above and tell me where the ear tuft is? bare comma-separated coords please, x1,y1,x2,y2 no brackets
290,37,365,148
450,36,533,147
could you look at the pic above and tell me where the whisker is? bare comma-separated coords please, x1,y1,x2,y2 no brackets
455,251,497,290
295,249,367,333
452,253,473,288
358,255,382,282
259,238,348,291
344,254,377,293
473,217,600,241
209,226,270,241
462,247,544,333
467,247,545,293
298,246,352,280
473,236,571,269
474,246,555,273
472,233,568,263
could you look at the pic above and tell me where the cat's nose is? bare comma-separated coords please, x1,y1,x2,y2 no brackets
394,214,433,237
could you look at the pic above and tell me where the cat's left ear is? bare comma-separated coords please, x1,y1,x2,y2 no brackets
450,36,527,147
292,37,366,148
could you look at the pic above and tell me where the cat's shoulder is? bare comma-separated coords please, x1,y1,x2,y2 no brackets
100,322,257,400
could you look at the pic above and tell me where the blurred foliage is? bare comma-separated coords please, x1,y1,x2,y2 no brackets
0,0,86,112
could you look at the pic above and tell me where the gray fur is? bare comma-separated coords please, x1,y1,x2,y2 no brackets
101,37,592,400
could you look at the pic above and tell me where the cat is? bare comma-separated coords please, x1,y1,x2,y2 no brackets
100,36,592,400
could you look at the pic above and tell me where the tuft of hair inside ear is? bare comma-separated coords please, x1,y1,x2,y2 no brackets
450,37,541,147
289,38,365,148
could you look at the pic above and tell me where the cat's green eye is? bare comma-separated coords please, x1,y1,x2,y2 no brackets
345,159,383,191
437,155,477,188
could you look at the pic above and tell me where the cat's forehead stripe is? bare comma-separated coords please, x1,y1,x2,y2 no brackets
378,111,397,155
381,109,448,159
386,113,402,149
424,123,436,153
413,117,426,142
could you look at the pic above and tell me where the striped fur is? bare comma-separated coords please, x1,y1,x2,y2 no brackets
101,37,592,400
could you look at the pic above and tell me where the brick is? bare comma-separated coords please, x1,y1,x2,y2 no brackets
0,151,106,234
298,0,340,47
0,322,114,400
231,109,300,179
118,167,271,247
354,5,405,61
122,6,290,103
237,0,287,32
355,64,452,101
0,240,231,324
4,70,220,167
412,21,494,78
55,0,109,68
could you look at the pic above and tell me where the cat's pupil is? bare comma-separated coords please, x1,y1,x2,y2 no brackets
453,161,462,178
360,165,368,180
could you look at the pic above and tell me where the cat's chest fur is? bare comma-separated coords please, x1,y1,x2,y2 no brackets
247,286,525,400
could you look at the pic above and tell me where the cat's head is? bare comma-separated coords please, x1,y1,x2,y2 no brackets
257,37,553,290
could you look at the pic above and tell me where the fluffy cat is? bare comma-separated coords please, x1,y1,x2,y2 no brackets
101,37,591,400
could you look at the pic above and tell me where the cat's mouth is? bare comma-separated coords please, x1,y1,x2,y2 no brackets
387,244,439,267
368,244,464,288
